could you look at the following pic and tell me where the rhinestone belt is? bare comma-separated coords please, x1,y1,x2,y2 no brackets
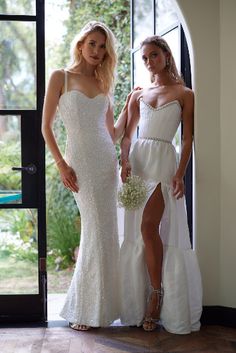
139,137,172,144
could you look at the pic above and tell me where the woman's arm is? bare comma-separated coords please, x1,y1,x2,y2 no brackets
120,90,141,182
41,69,79,193
113,91,135,141
106,102,116,143
106,91,134,144
172,88,194,199
41,69,64,162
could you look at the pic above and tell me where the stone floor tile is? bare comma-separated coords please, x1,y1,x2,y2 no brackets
40,338,71,353
0,324,235,353
0,340,17,353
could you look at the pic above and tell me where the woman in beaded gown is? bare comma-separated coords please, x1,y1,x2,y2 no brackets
42,21,128,330
119,36,202,334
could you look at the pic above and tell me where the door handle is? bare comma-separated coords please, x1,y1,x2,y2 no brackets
12,163,37,175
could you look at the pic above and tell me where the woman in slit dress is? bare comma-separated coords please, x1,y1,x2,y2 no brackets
42,21,129,331
119,35,202,333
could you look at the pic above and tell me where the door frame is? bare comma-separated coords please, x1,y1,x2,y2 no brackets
0,0,46,322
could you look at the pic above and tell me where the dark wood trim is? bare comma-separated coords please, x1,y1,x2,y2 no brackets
36,0,47,322
153,0,156,34
157,22,179,37
0,15,36,21
0,295,45,323
201,306,236,328
180,25,193,243
0,0,47,323
0,110,36,114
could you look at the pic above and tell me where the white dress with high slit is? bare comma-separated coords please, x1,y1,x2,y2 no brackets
58,72,120,327
119,99,202,334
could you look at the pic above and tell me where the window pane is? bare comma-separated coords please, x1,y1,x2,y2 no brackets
0,115,22,204
163,28,181,154
0,209,38,294
0,1,35,16
162,27,180,71
156,0,178,34
133,50,151,88
0,21,36,110
133,0,153,49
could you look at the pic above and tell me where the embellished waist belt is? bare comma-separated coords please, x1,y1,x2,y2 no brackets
139,137,172,144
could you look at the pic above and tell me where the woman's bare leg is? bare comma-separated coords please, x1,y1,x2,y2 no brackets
141,184,164,331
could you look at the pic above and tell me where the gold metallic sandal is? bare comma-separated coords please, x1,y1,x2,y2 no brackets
142,286,164,332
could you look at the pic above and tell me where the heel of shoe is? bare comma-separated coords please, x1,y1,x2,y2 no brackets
142,285,164,332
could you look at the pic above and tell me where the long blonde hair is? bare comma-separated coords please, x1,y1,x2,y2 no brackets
140,35,184,85
69,21,117,94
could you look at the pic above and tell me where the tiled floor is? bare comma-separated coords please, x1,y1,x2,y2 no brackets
0,323,236,353
0,294,235,353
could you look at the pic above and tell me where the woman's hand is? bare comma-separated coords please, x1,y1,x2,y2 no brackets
57,160,79,193
172,175,185,199
125,86,142,106
120,160,131,183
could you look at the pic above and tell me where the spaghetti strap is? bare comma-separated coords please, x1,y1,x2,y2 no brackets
64,70,68,93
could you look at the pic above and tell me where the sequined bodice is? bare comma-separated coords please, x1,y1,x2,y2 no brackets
139,99,182,142
58,90,114,167
58,90,109,139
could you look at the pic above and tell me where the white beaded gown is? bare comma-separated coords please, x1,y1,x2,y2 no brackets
119,99,202,334
58,72,119,327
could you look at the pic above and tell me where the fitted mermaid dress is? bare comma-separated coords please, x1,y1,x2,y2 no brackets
58,76,120,326
119,99,202,334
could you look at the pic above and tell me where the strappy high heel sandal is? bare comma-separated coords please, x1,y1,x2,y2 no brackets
142,286,164,332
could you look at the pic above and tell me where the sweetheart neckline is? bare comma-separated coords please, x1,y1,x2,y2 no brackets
140,99,182,111
59,89,106,101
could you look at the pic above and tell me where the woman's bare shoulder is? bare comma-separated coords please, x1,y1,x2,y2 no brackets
182,86,194,103
49,69,65,82
178,85,194,97
176,85,194,106
46,69,65,94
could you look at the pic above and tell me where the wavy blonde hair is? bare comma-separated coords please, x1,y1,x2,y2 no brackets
140,35,184,85
68,21,117,94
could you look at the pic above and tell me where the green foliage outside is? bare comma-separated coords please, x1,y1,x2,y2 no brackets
0,0,36,109
0,141,21,190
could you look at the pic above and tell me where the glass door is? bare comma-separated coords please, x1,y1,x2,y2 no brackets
0,0,46,322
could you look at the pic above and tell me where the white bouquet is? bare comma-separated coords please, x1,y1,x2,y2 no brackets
118,175,148,210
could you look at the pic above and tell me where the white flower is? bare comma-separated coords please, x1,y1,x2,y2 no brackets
118,175,147,210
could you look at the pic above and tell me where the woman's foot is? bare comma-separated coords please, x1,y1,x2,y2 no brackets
69,323,91,331
143,286,164,332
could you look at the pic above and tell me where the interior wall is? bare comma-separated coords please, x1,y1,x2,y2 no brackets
219,0,236,307
175,0,236,307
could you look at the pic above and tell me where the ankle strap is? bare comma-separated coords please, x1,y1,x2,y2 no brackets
150,285,164,296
